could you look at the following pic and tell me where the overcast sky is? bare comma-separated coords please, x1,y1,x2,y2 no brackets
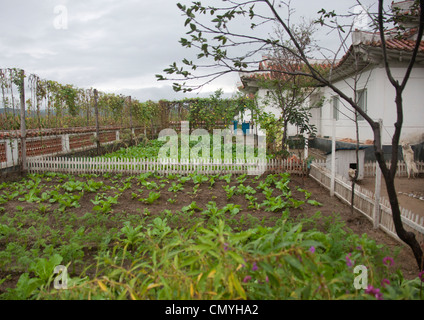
0,0,377,102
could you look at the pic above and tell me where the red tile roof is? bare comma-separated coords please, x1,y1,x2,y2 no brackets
240,35,424,88
368,38,424,52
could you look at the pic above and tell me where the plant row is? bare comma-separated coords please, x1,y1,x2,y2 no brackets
0,171,422,300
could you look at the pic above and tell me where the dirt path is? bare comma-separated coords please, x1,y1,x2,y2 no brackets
292,176,421,280
357,176,424,219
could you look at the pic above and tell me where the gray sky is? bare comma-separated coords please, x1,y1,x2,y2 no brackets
0,0,377,102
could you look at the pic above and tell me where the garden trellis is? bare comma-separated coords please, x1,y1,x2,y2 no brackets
0,68,149,131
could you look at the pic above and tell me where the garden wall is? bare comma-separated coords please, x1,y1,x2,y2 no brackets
0,127,122,171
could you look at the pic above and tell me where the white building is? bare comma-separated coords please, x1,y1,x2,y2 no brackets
239,1,424,159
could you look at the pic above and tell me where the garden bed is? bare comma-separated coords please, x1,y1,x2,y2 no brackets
0,171,422,300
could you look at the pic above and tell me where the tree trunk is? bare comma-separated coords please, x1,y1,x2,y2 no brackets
373,120,423,270
383,169,423,270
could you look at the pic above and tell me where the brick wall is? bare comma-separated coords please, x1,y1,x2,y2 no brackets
70,133,95,150
0,128,122,169
99,131,116,143
0,142,6,163
19,138,63,157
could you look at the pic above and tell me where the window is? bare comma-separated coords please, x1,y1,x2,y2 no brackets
355,89,367,121
332,96,339,120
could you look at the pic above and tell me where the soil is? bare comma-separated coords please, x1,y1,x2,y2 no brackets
357,175,424,220
291,175,420,280
0,171,421,296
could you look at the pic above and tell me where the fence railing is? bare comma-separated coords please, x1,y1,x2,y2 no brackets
309,162,424,244
27,157,307,176
363,160,424,177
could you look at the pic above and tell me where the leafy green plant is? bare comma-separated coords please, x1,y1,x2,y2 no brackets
62,180,85,193
168,182,184,193
92,194,119,213
178,176,191,184
208,175,218,188
289,198,305,209
220,173,232,184
187,184,200,196
191,173,208,185
85,179,105,192
236,184,256,196
18,189,41,203
262,187,274,199
120,221,145,249
140,191,161,205
147,217,171,238
262,195,289,212
236,173,247,184
308,199,323,207
167,196,177,204
141,180,159,190
245,194,259,210
223,185,236,200
202,201,223,220
222,203,241,216
37,204,51,214
297,187,312,199
30,254,64,284
58,192,83,212
182,201,202,214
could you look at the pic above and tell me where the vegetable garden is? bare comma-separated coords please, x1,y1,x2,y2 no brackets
1,69,423,301
1,167,423,300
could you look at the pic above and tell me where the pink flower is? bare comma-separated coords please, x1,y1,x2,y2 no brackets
419,270,424,282
365,285,383,300
381,278,390,288
309,246,315,253
242,276,252,283
383,256,394,267
346,253,353,267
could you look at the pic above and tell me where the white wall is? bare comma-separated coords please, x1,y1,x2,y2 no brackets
315,66,424,145
246,87,308,137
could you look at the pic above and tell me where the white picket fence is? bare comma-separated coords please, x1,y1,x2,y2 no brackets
309,162,424,244
27,156,307,176
363,160,424,177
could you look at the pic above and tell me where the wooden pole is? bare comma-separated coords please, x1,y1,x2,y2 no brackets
94,89,100,156
303,132,309,160
19,69,27,174
128,96,134,145
330,118,336,197
373,119,383,229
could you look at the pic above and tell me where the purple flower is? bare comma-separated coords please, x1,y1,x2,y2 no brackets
381,278,390,288
383,256,394,267
252,262,258,271
365,285,383,300
419,270,424,282
346,253,353,267
242,275,252,283
223,243,229,251
309,246,315,253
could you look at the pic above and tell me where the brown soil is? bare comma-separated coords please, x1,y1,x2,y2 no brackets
357,175,424,220
0,172,421,296
293,175,420,280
